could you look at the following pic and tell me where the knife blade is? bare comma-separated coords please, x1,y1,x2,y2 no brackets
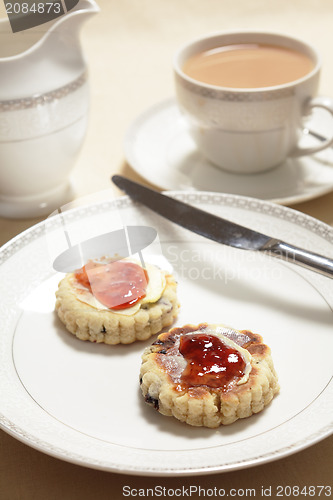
112,175,333,278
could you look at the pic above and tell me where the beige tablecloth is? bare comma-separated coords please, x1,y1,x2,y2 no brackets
0,0,332,498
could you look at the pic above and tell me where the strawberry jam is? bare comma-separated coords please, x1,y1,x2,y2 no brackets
179,333,246,389
74,260,148,310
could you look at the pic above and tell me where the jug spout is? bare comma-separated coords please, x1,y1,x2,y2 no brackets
67,0,100,14
62,0,100,23
40,0,100,88
0,0,99,99
50,0,100,38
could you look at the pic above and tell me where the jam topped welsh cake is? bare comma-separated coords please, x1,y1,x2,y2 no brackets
56,257,179,344
140,323,279,427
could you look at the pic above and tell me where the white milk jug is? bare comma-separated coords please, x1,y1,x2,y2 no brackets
0,0,99,218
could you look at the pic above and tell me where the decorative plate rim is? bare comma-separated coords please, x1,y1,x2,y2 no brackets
0,191,332,476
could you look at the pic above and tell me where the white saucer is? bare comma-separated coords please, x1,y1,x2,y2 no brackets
124,98,333,205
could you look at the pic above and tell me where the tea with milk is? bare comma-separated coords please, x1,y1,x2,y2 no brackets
182,43,314,88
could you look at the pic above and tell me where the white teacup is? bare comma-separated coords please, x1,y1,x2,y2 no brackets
174,31,333,174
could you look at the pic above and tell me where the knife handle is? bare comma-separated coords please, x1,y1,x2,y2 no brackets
261,239,333,278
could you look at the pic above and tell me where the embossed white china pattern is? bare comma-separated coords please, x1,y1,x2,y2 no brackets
124,99,333,204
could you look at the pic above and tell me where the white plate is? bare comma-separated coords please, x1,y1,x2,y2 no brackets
0,192,333,475
124,98,333,205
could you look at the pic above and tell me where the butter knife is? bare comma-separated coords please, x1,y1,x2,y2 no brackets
112,175,333,278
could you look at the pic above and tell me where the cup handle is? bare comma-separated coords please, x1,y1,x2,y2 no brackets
291,96,333,157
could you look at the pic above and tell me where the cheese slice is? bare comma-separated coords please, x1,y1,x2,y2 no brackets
141,263,166,304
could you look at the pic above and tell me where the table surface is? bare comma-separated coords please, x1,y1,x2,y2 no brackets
0,0,332,498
